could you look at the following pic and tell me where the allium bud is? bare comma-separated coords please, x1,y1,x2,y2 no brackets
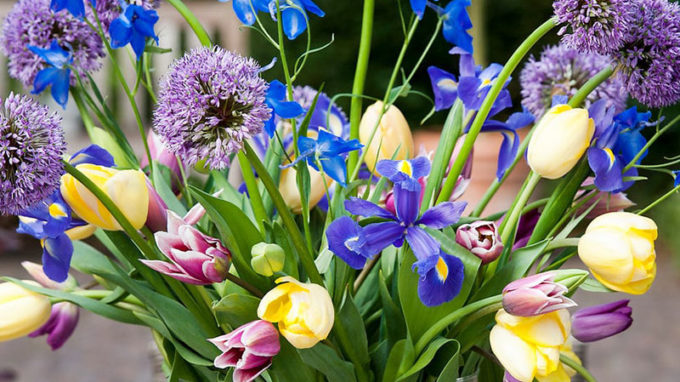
251,243,285,277
502,272,576,317
455,221,503,264
572,299,633,342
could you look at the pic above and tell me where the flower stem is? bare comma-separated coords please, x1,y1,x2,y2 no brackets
637,184,680,215
165,0,212,47
415,295,503,354
499,171,541,245
623,113,680,172
437,17,557,204
347,0,375,173
544,237,580,252
568,65,614,108
237,151,269,233
224,272,264,298
560,353,598,382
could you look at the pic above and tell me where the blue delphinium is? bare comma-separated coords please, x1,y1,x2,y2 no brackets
109,2,159,59
264,80,305,137
283,130,362,186
673,171,680,187
50,0,86,18
27,40,73,108
426,0,473,52
223,0,324,40
326,158,467,306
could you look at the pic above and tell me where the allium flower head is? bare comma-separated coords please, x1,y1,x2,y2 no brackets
0,0,104,88
0,93,65,215
554,0,630,54
520,44,627,117
614,0,680,107
153,47,271,169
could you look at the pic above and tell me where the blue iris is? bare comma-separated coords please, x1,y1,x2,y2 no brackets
264,80,305,137
27,40,73,109
283,130,362,186
109,3,159,59
50,0,86,18
224,0,324,40
326,158,466,306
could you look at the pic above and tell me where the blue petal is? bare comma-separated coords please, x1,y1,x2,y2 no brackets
410,0,427,18
28,40,71,69
320,155,348,186
69,144,116,167
264,116,276,137
417,201,466,229
51,0,85,18
344,197,394,220
281,7,307,40
300,0,325,17
505,111,535,130
405,226,440,261
50,68,71,108
394,182,421,226
416,252,464,307
674,171,680,187
589,99,615,139
276,100,306,119
615,129,647,165
267,79,287,100
232,0,258,25
496,130,519,180
457,76,483,110
129,29,148,59
32,67,60,95
587,147,623,192
326,216,369,269
442,0,473,53
362,221,406,255
376,157,431,185
427,66,458,111
42,234,74,282
551,95,569,107
109,18,132,48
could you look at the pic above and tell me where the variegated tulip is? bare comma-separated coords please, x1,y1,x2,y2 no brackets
455,221,503,264
359,101,414,174
0,282,51,342
502,272,576,316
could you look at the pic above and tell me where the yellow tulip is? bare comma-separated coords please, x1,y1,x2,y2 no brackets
578,212,657,294
0,282,51,342
257,276,334,349
61,164,149,231
279,159,331,215
527,104,594,179
359,101,414,174
490,308,572,382
65,224,97,241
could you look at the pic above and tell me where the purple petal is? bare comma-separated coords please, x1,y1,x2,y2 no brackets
140,260,207,285
573,299,631,318
405,226,440,261
362,222,406,255
344,197,394,219
394,183,421,226
428,66,458,111
416,252,465,307
417,201,466,229
326,217,370,269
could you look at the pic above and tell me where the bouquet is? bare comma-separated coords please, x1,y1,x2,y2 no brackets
1,0,678,381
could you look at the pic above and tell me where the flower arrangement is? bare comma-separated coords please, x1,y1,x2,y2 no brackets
1,0,679,381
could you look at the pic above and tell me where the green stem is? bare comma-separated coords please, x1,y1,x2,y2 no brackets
73,289,144,306
237,152,269,233
623,114,680,172
415,295,503,354
166,0,212,47
242,143,324,285
568,66,614,108
347,0,375,173
225,272,264,298
499,171,541,245
637,184,680,215
560,354,598,382
437,17,557,204
544,237,580,252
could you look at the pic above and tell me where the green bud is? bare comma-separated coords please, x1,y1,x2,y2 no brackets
251,243,285,277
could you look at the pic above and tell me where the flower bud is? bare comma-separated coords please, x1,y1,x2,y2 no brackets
359,101,414,174
29,302,79,350
455,221,503,264
527,104,595,179
0,282,52,342
21,261,77,291
279,162,330,214
578,212,657,294
258,276,334,349
502,272,576,317
576,178,635,218
251,243,285,277
145,177,168,232
572,299,633,342
60,164,149,231
141,130,185,179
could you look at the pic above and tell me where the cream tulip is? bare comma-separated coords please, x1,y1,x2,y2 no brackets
578,212,657,294
0,282,51,342
279,160,331,214
527,104,594,179
359,101,414,174
257,276,334,349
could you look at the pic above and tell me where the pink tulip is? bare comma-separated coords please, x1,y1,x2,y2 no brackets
141,130,184,179
142,205,230,285
502,272,576,317
209,320,280,382
455,221,503,264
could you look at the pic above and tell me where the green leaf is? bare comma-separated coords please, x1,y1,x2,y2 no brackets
477,355,504,382
271,221,300,278
208,170,256,222
381,339,416,382
579,277,615,292
152,163,187,215
212,293,260,328
378,271,406,346
299,344,357,382
435,341,461,381
388,83,413,103
269,340,315,381
145,45,172,54
397,337,452,381
334,293,371,374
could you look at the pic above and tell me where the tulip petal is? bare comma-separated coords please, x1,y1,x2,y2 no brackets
490,325,537,382
140,259,206,285
578,229,634,284
106,170,149,230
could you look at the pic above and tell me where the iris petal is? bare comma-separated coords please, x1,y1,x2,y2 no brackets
416,252,465,307
326,216,369,269
42,233,74,282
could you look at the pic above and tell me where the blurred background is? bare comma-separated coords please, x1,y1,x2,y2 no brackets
1,0,679,380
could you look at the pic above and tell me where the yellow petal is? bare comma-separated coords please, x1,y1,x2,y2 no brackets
578,228,633,284
359,101,413,174
0,282,51,342
490,325,537,382
105,170,149,230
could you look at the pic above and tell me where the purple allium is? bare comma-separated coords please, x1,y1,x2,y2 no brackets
553,0,631,54
614,0,680,107
94,0,160,35
0,93,65,215
520,44,627,117
153,47,271,169
0,0,104,88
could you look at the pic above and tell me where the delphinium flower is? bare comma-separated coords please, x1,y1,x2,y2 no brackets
426,0,473,52
0,93,65,216
27,40,73,108
614,0,680,107
223,0,325,40
153,46,271,170
0,0,104,90
263,80,305,137
520,44,627,117
51,0,86,18
109,2,159,59
553,0,630,54
292,85,350,139
94,0,160,33
326,158,467,306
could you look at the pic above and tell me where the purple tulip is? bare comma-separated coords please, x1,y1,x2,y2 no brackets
142,206,231,285
503,372,521,382
572,299,633,342
141,130,185,183
29,302,79,350
145,177,168,232
209,320,280,382
510,208,541,251
455,221,503,264
502,272,576,317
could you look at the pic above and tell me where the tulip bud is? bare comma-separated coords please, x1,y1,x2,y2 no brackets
145,178,168,232
279,161,330,214
29,302,79,350
446,136,473,201
60,164,149,231
502,272,576,317
141,130,185,180
89,127,136,168
578,212,657,295
576,178,635,218
572,299,633,342
0,282,52,342
359,101,414,174
209,320,280,382
21,261,77,291
527,104,595,179
258,276,334,349
455,221,503,264
251,243,285,277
